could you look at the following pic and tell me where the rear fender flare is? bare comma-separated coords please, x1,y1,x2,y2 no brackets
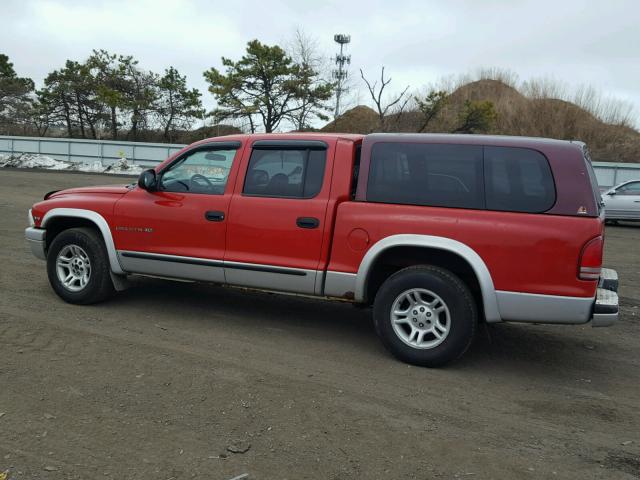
355,234,501,323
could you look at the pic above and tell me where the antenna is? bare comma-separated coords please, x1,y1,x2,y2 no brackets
332,34,351,120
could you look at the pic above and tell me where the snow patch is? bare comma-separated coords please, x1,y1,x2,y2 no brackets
102,157,144,175
0,153,143,176
0,153,77,171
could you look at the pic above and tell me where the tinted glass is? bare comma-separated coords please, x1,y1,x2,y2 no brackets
484,146,556,213
617,181,640,195
367,143,484,209
351,145,361,199
243,148,326,198
583,149,603,213
160,148,237,194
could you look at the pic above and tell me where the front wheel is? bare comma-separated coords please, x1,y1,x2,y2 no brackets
373,266,477,367
46,227,115,304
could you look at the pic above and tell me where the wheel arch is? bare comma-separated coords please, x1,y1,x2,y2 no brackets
355,234,501,323
41,208,124,274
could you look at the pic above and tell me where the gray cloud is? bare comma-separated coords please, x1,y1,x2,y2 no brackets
2,0,639,127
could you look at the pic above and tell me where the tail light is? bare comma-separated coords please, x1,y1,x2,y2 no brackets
578,236,603,281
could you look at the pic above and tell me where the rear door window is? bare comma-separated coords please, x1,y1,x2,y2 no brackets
484,146,556,213
367,143,484,209
243,148,326,198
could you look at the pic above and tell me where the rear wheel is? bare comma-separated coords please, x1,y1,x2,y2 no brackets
373,265,477,367
46,227,115,304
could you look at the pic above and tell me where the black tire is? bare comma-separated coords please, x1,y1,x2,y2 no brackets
46,227,115,305
373,265,477,367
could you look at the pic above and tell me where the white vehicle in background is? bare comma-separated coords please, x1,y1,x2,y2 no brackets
603,180,640,222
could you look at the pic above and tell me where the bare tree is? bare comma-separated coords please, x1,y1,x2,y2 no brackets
359,67,409,131
285,29,334,131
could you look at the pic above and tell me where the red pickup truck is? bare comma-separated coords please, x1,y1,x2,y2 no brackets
25,133,619,366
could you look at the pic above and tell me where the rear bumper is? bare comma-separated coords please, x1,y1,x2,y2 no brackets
599,267,618,292
495,268,619,327
592,268,619,327
25,227,46,260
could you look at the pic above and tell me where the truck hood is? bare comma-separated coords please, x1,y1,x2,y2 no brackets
46,184,132,199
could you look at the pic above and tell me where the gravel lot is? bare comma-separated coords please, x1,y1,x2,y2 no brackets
1,169,639,480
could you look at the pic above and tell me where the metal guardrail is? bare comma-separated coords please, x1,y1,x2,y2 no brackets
1,135,639,188
0,135,185,167
592,162,640,189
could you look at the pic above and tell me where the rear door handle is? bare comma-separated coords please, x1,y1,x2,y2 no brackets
296,217,320,229
205,210,225,222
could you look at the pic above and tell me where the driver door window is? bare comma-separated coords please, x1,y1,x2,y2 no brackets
160,148,237,194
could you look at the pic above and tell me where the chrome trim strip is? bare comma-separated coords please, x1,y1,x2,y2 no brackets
118,250,308,277
117,251,314,293
324,271,357,299
224,260,307,276
355,234,501,322
224,263,316,295
41,208,124,274
495,290,593,324
580,267,601,273
118,252,307,276
120,250,224,267
117,251,225,283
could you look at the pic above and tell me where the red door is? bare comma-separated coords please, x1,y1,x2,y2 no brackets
112,142,243,282
224,140,334,294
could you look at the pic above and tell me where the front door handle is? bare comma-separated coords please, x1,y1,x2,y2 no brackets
205,210,225,222
296,217,320,229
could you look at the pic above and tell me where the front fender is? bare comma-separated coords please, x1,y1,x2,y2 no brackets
41,208,124,275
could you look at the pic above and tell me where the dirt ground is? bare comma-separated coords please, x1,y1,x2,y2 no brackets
1,169,639,480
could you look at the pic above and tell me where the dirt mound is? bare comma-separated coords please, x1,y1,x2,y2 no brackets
451,79,526,104
321,105,379,133
322,79,640,162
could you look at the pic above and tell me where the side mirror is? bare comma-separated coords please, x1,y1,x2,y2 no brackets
138,169,157,191
607,189,617,196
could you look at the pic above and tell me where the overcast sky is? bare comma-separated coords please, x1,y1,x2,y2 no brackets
3,0,639,127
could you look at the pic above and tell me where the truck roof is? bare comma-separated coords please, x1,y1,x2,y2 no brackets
364,133,584,151
196,132,365,146
195,132,584,153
